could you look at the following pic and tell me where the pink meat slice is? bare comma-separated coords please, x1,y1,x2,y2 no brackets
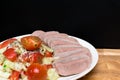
54,47,91,58
54,50,90,63
52,44,83,50
44,33,68,43
44,31,59,36
31,30,45,40
53,54,91,76
49,39,80,48
49,36,78,43
47,37,79,46
54,46,82,54
43,31,59,39
53,46,92,76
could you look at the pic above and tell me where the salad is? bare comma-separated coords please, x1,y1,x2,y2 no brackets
0,36,59,80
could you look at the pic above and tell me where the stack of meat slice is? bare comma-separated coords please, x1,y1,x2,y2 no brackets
32,30,92,76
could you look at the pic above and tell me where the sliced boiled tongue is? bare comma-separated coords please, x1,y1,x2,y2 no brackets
52,46,91,76
32,30,92,76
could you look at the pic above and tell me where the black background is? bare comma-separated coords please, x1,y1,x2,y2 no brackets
1,0,120,48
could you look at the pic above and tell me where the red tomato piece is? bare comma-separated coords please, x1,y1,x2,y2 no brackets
44,51,53,57
0,38,16,49
9,70,20,80
26,63,47,80
46,64,53,70
29,52,44,64
3,48,18,61
21,36,42,50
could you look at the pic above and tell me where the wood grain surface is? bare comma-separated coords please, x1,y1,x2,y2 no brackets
77,49,120,80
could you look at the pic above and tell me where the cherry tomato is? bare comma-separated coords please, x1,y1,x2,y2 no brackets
21,36,42,50
26,63,47,80
44,51,53,57
0,38,16,49
3,48,17,62
9,70,20,80
29,52,44,64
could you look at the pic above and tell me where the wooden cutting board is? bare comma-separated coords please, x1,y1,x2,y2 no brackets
77,49,120,80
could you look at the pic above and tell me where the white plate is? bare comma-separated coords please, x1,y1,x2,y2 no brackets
1,34,99,80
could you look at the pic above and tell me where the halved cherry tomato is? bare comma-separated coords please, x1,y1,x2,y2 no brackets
21,36,42,50
3,48,17,62
9,70,20,80
0,38,16,49
44,51,53,57
26,63,47,80
29,52,44,64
